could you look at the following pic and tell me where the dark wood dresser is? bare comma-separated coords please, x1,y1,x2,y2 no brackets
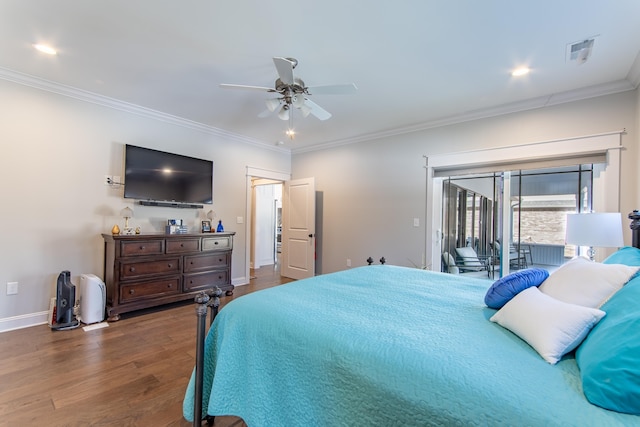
102,232,235,321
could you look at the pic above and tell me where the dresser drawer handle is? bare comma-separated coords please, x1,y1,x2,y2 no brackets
129,289,135,295
167,263,173,268
139,245,145,250
190,261,194,265
214,241,219,245
180,243,184,247
218,258,223,262
167,283,173,288
218,275,223,279
129,267,136,272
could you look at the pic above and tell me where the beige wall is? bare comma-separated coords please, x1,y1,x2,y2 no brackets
0,79,290,329
292,90,639,274
2,75,637,330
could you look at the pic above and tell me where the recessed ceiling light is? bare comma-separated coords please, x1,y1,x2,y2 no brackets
511,67,530,77
33,44,57,55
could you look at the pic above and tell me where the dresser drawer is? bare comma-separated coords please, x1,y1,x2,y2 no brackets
184,271,229,292
119,258,181,280
166,238,201,254
184,253,229,273
202,236,232,251
120,240,165,257
120,278,180,303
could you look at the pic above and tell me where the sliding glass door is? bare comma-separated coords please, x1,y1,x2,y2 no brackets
441,165,595,278
442,175,496,275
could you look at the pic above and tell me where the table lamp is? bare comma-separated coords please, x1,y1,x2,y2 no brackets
120,206,134,235
565,212,624,261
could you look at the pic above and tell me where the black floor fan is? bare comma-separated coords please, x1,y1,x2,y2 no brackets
52,270,80,330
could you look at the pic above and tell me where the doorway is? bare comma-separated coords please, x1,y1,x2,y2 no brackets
243,168,317,284
244,167,291,285
251,179,283,270
426,132,622,275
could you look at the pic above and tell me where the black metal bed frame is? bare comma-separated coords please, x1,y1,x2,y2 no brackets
192,287,222,426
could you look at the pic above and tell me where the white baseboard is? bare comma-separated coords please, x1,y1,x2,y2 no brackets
1,279,251,333
232,276,249,286
0,311,48,333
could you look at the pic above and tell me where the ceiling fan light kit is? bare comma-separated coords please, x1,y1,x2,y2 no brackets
278,105,290,121
220,57,357,136
265,98,281,112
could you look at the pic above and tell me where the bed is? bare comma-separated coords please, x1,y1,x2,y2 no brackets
183,249,640,426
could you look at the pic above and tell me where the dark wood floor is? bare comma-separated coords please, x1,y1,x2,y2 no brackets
0,263,292,426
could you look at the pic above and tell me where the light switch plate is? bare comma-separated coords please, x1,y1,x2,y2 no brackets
7,281,18,295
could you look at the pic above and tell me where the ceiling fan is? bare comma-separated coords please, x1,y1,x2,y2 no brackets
220,57,357,121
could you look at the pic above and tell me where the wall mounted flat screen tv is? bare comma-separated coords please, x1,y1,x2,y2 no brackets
124,145,213,206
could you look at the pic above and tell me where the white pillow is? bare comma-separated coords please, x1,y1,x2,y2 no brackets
538,257,639,308
490,287,605,364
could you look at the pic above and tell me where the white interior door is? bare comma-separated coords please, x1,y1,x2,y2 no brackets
281,177,316,279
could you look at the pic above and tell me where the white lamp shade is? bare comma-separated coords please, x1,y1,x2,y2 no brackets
299,104,312,118
265,98,280,112
278,105,290,120
292,94,305,108
120,207,134,218
565,212,624,248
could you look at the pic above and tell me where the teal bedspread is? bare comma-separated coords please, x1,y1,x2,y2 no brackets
183,265,640,426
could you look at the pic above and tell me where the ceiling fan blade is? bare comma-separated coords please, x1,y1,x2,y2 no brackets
306,83,357,95
273,57,295,85
219,83,275,92
303,98,332,121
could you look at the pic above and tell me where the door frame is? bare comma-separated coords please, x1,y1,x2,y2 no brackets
245,167,291,285
426,132,623,273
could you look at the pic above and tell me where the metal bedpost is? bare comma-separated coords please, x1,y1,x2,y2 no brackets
208,286,223,326
193,291,210,427
629,211,640,249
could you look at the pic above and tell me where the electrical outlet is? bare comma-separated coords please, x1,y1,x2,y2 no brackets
346,258,351,267
413,218,420,227
104,175,113,185
7,281,18,295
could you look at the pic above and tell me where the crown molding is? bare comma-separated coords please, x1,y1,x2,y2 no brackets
291,79,636,154
627,51,640,89
1,66,633,157
0,66,289,154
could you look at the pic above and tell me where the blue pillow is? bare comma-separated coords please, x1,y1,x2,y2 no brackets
603,246,640,267
575,274,640,414
484,268,549,309
576,247,640,414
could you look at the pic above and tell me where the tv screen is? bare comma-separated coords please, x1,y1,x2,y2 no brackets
124,145,213,205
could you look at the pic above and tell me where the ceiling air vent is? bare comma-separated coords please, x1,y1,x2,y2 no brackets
566,37,597,65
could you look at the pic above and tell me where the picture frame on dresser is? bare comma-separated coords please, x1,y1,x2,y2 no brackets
201,220,211,233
